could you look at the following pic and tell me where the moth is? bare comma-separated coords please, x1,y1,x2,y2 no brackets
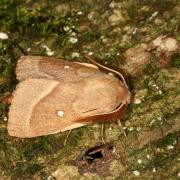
7,56,131,138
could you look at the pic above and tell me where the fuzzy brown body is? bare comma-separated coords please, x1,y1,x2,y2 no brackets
7,56,130,138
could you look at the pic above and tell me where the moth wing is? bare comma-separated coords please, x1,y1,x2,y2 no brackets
28,75,126,137
9,56,130,138
8,74,124,138
7,78,86,138
16,56,99,82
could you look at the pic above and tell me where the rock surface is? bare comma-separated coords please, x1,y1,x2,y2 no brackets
0,0,179,179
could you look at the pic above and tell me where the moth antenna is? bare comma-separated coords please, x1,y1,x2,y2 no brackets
84,55,128,88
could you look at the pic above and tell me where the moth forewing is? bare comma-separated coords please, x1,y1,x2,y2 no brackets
7,56,131,138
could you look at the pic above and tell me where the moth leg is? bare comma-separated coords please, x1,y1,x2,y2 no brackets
101,123,106,144
64,130,72,146
117,120,128,139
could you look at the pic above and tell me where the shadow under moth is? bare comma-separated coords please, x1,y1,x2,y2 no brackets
7,56,131,138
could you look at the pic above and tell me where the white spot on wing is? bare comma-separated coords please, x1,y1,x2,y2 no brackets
57,111,64,117
64,65,70,69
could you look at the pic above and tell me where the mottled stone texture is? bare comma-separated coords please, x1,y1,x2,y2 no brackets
0,0,179,179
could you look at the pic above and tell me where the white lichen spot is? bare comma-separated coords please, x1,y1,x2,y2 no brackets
149,11,158,20
133,170,140,176
152,11,158,17
129,127,134,131
167,145,174,150
41,45,54,56
152,83,163,94
104,61,108,65
136,126,142,131
137,159,142,164
152,168,156,172
109,1,116,8
69,37,78,44
178,172,180,177
152,83,159,89
149,119,156,126
72,52,80,58
173,140,177,145
77,11,83,15
132,27,138,35
134,98,141,104
47,176,53,180
157,116,162,121
57,110,64,117
27,47,31,52
158,90,162,94
63,26,71,32
116,52,120,56
88,51,93,56
71,32,76,36
0,32,8,40
112,147,116,154
147,154,150,159
3,117,8,122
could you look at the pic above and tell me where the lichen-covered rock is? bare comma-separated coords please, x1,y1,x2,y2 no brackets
51,166,101,180
150,36,179,67
108,2,129,25
56,3,70,14
133,89,148,105
152,36,179,52
123,43,151,75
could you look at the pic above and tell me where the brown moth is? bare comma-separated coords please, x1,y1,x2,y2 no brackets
7,56,131,138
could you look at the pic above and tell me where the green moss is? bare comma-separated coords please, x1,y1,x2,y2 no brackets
127,130,179,175
156,132,178,149
126,1,140,19
148,0,177,13
27,162,43,175
171,53,180,67
81,31,101,43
